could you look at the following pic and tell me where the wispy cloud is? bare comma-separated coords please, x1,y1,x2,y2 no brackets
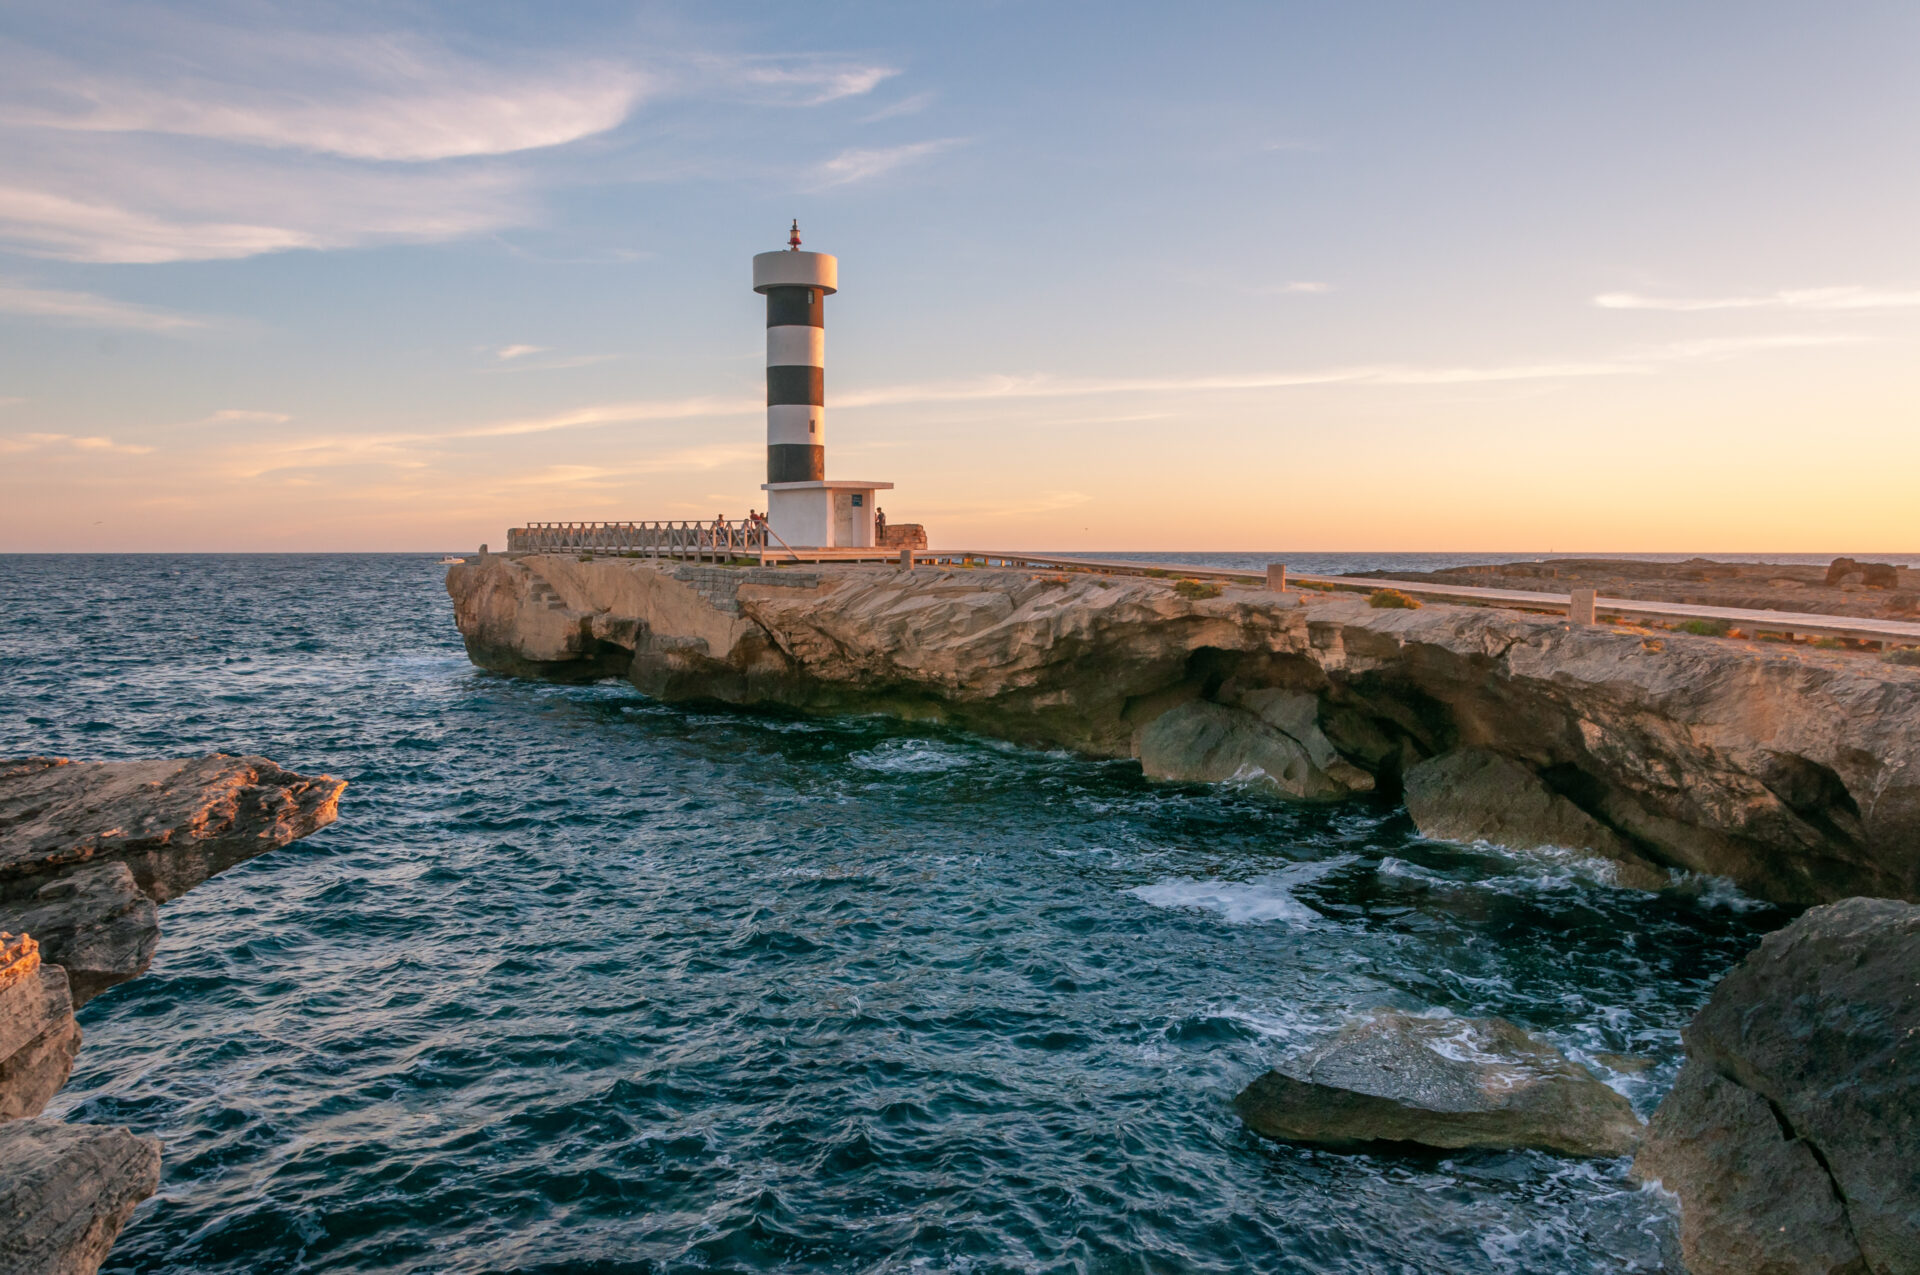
204,409,290,425
484,345,620,373
0,278,203,331
815,138,965,188
0,13,901,263
0,432,152,455
721,59,897,106
859,91,935,123
2,26,650,161
1595,286,1920,312
488,353,623,374
0,140,524,263
222,329,1845,477
1651,333,1864,359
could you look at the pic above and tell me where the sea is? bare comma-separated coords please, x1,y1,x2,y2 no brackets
0,552,1811,1274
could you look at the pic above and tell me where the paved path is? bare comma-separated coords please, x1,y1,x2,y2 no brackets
935,551,1920,646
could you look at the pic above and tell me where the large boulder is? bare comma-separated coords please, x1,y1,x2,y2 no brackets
1403,749,1668,890
0,936,80,1123
1636,897,1920,1275
1136,699,1373,799
1235,1011,1642,1157
0,1118,161,1275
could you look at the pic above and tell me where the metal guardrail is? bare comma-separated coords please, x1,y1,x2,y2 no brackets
508,520,768,562
925,552,1920,647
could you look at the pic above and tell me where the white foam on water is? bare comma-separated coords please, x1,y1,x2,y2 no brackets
1385,841,1671,897
1679,873,1769,912
848,738,981,775
1126,855,1354,925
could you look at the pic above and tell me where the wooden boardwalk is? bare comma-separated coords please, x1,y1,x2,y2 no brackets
926,551,1920,647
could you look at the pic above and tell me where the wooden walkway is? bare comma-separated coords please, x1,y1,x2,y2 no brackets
925,551,1920,647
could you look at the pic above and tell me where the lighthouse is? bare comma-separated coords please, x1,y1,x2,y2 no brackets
754,222,891,549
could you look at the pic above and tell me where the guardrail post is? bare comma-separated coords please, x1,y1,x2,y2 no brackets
1569,588,1597,625
1266,563,1287,592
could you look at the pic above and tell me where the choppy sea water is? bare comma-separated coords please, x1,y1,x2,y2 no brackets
0,554,1789,1274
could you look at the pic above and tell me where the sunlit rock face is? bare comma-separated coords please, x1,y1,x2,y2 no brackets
0,934,80,1122
1636,898,1920,1275
449,555,1920,906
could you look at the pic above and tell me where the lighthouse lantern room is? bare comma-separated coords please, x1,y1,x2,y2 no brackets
754,222,891,549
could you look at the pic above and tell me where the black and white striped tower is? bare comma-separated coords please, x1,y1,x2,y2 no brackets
753,220,836,484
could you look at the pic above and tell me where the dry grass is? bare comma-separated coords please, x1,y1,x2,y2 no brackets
1368,588,1421,610
1174,579,1222,600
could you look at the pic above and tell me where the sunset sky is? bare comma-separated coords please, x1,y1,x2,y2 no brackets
2,2,1916,553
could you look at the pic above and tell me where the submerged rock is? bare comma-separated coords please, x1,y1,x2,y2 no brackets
1636,897,1920,1275
0,755,343,1004
1235,1011,1642,1157
0,935,80,1123
0,1118,161,1275
1403,749,1667,890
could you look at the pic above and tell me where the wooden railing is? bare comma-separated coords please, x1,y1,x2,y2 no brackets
508,520,769,562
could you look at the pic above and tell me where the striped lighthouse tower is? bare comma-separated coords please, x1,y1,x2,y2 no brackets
753,223,891,548
754,220,835,483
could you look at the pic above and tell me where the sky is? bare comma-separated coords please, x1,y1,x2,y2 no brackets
1,1,1917,553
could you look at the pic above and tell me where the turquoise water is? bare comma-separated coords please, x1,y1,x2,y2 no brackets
0,554,1783,1274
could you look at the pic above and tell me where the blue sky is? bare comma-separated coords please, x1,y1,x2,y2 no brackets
2,1,1917,551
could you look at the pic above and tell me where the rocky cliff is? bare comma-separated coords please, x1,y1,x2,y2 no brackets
1636,898,1918,1275
0,754,344,1275
448,555,1920,907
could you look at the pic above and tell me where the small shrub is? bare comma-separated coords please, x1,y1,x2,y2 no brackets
1369,588,1421,610
1174,578,1221,600
1812,637,1846,650
578,553,595,562
1677,619,1729,637
1885,646,1920,667
1143,568,1171,579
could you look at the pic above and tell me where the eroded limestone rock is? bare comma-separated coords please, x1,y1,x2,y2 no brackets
4,867,156,1010
0,1118,162,1275
0,755,343,1006
1636,897,1920,1275
0,937,80,1123
1234,1011,1643,1157
1403,749,1667,890
448,556,1920,905
1135,700,1370,799
0,755,345,902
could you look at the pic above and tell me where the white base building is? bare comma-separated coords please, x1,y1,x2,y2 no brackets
763,479,894,549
